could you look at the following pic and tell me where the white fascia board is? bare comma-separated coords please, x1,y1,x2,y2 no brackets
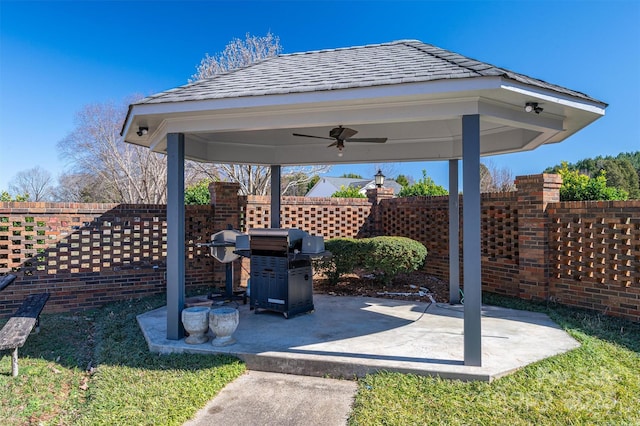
128,77,505,119
500,81,607,115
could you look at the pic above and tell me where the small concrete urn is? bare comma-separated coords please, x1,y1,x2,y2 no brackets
209,307,239,346
181,307,210,344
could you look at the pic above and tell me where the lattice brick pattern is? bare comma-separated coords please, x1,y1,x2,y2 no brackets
0,216,50,274
185,206,218,278
379,197,450,256
243,198,372,239
481,203,518,260
0,208,168,276
280,204,370,238
0,215,166,276
550,215,639,288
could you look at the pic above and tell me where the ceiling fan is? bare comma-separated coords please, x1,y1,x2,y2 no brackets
293,126,387,157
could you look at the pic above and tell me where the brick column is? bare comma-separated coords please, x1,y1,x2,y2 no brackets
365,187,394,236
515,174,562,300
209,182,241,230
208,182,242,289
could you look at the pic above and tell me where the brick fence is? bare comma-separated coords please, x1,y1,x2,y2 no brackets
238,176,639,322
1,175,639,322
0,203,224,315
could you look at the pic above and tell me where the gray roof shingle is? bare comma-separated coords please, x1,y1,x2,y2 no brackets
136,40,602,105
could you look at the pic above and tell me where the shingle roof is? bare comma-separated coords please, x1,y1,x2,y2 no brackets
136,40,602,106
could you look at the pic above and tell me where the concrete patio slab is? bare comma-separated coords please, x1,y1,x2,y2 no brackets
137,294,579,382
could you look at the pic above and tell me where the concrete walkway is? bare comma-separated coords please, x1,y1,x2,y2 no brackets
138,294,579,382
183,370,357,426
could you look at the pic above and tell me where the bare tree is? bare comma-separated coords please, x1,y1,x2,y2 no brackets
192,162,329,196
57,98,201,204
8,166,54,201
190,32,331,195
480,160,516,192
53,172,110,202
190,32,283,82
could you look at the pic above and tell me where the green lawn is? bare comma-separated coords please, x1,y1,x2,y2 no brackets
1,293,638,425
348,295,640,425
0,295,245,425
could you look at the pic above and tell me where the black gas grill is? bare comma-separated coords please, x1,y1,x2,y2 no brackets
248,228,314,318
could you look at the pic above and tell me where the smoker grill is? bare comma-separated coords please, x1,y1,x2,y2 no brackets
248,228,314,318
196,228,247,304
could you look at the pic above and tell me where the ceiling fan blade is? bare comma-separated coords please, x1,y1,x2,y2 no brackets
345,137,388,143
327,141,338,148
292,133,334,141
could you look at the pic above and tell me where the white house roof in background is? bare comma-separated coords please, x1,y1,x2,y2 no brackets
306,177,403,197
322,177,371,189
134,40,603,106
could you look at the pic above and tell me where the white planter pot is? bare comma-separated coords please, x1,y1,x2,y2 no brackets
209,307,239,346
181,307,210,344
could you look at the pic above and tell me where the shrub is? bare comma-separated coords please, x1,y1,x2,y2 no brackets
317,236,427,285
316,238,369,285
363,236,428,284
185,179,213,205
557,162,628,201
331,185,366,198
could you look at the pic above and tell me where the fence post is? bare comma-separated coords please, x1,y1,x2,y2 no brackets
515,174,562,300
365,187,394,236
208,182,242,288
209,182,242,230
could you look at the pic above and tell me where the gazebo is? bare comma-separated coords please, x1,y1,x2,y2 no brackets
121,40,606,366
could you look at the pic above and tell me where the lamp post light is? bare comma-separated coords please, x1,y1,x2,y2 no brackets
374,169,385,188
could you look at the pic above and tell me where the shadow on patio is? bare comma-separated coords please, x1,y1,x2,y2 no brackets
137,294,579,382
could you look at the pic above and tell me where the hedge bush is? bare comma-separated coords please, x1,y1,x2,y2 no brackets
317,236,427,285
315,238,368,285
363,236,428,284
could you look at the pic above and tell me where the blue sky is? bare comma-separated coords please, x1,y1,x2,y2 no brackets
1,0,639,191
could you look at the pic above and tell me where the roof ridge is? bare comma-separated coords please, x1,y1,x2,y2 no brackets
401,40,595,100
280,39,420,57
400,40,495,77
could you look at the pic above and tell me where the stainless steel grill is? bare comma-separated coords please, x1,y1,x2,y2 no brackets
248,228,314,318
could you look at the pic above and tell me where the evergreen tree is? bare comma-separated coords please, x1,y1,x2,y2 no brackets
544,151,639,199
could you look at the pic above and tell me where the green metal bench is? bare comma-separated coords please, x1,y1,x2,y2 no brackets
0,293,50,377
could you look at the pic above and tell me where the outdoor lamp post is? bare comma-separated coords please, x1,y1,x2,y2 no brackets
374,170,385,188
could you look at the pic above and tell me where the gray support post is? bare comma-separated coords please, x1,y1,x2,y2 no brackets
166,133,185,340
462,114,482,366
449,159,460,304
270,165,281,228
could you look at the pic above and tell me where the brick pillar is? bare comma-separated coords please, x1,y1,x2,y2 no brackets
209,182,241,230
515,174,562,300
208,182,242,289
366,187,394,236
